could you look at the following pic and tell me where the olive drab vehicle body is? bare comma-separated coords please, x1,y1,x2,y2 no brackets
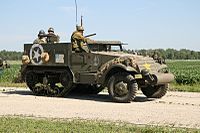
21,41,174,103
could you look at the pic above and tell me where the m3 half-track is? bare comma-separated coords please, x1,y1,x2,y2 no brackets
21,41,174,103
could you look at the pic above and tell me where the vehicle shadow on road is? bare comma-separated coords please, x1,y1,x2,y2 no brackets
133,96,154,102
66,93,155,103
2,90,155,103
2,89,33,96
65,93,112,103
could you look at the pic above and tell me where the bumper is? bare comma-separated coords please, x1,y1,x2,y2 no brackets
152,73,174,85
141,70,174,85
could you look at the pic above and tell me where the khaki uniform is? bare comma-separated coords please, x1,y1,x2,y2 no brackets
33,37,47,44
47,33,60,44
71,31,90,53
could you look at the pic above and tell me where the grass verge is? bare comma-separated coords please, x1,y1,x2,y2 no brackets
0,116,199,133
169,83,200,92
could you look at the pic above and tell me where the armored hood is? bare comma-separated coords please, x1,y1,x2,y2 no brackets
92,51,166,73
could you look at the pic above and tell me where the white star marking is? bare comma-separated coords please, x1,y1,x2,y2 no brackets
33,49,41,62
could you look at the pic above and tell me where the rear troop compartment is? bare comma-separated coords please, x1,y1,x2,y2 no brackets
23,43,71,67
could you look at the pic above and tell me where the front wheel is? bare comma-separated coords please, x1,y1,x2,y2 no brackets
108,72,138,103
141,84,168,98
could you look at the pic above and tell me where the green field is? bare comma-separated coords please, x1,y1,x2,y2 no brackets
0,117,199,133
0,60,200,92
167,60,200,85
0,64,20,83
0,61,24,87
166,60,200,92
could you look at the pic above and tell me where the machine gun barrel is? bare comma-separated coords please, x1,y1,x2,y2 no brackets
84,33,96,38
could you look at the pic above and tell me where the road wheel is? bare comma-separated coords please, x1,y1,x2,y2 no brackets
141,84,168,98
25,71,38,92
25,71,45,96
108,72,138,103
59,71,73,96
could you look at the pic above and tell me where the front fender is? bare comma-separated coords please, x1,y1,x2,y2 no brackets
105,63,138,75
98,63,138,84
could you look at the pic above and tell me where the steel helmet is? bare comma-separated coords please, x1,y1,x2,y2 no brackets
76,26,84,31
38,30,45,36
48,27,54,33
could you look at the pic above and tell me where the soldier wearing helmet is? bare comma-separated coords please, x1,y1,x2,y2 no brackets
71,26,91,53
47,27,60,44
33,30,47,44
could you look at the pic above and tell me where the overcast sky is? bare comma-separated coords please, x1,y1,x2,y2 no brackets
0,0,200,51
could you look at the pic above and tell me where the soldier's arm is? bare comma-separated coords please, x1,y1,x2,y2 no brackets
74,33,87,42
56,35,60,43
33,39,38,44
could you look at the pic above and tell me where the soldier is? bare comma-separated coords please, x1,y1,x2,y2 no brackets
47,27,60,44
152,51,165,64
71,26,91,53
33,30,47,44
152,51,158,60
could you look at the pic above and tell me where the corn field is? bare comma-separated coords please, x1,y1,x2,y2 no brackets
0,64,21,83
167,60,200,85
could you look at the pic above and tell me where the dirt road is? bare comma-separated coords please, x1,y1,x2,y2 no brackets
0,87,200,129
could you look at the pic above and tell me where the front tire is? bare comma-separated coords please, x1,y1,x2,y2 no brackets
141,84,168,98
108,72,138,103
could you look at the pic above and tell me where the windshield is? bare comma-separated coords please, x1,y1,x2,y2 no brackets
89,44,123,52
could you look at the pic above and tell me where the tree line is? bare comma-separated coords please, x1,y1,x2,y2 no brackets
126,48,200,60
0,50,22,60
0,48,200,60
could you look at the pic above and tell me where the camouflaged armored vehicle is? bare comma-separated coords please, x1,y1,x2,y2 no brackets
21,41,174,103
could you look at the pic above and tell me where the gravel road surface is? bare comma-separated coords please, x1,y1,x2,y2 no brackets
0,87,200,129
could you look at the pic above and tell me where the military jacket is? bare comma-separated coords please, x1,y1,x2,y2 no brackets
47,33,60,44
33,37,47,44
71,31,87,49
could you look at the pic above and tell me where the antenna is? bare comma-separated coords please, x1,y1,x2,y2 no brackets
75,0,78,26
81,15,83,26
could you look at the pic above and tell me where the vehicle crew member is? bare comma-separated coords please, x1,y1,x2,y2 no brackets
152,51,165,64
33,30,47,44
71,26,91,53
46,27,60,44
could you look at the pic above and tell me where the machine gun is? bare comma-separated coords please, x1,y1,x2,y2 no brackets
84,33,96,38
